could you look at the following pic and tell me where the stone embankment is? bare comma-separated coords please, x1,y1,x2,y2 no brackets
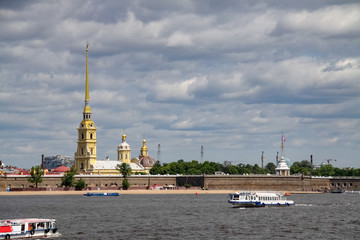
1,175,359,192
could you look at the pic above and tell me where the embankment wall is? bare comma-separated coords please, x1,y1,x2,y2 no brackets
1,175,359,192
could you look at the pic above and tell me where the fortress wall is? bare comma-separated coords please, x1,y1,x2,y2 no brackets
0,175,177,191
203,175,331,191
329,177,360,191
1,175,359,192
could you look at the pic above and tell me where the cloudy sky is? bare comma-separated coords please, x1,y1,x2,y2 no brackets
1,0,359,169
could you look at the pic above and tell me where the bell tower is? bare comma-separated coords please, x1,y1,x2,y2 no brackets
74,44,97,172
118,133,131,164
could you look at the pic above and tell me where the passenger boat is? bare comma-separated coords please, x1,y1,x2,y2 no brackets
0,218,60,239
83,192,119,196
228,191,295,208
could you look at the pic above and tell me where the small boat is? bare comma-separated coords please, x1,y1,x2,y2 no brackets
0,218,60,239
84,192,119,196
331,189,343,193
284,192,291,196
228,191,295,208
344,190,360,194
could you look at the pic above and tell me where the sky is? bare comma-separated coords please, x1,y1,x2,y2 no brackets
0,0,359,169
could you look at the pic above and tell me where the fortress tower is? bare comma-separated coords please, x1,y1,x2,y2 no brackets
74,44,97,171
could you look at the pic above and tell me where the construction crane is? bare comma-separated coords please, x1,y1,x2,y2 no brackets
326,159,337,164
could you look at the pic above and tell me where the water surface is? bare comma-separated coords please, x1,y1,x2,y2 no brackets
1,193,358,239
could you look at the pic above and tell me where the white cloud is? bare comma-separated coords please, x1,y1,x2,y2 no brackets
0,1,359,168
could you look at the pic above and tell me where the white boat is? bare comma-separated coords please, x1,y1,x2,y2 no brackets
0,219,60,239
344,190,360,194
228,191,295,208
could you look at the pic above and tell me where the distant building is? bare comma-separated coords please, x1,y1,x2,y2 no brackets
43,155,73,170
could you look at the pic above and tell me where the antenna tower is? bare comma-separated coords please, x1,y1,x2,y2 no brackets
201,145,204,162
157,144,161,162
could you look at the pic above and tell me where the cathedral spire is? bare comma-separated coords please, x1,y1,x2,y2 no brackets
83,43,91,119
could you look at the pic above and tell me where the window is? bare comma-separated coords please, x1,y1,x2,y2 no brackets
90,133,93,139
81,133,84,139
81,163,84,169
81,148,84,155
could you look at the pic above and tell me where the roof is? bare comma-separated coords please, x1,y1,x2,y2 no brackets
93,160,144,171
139,156,156,168
53,165,70,172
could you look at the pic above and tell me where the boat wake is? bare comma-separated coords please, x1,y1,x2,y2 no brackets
294,203,313,207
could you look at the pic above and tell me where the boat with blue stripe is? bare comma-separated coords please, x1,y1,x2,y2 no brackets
84,192,120,196
228,191,295,208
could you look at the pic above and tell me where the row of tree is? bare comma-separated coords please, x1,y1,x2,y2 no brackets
150,159,360,177
290,160,360,176
149,160,277,175
27,160,360,189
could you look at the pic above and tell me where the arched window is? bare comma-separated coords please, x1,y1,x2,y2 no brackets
81,133,84,139
90,133,93,139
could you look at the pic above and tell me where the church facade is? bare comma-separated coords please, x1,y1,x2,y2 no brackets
74,45,155,175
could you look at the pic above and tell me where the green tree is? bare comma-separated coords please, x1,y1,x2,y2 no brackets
61,167,77,187
149,161,162,175
116,163,132,178
224,165,238,174
265,162,276,174
75,178,86,190
122,178,130,190
116,163,132,190
253,164,265,174
319,164,335,176
291,160,313,175
27,165,44,188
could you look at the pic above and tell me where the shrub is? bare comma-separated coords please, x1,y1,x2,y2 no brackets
75,179,86,190
122,178,130,190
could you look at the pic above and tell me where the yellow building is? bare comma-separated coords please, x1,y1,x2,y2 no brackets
74,44,153,175
118,133,131,164
74,44,97,171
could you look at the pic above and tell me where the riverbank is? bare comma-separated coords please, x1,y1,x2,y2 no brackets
0,189,322,196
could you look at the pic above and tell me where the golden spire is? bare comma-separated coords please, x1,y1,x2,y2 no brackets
83,43,91,115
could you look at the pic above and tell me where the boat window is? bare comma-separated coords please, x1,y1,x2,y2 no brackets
21,224,25,231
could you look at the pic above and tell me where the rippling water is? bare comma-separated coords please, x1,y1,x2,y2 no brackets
1,193,359,239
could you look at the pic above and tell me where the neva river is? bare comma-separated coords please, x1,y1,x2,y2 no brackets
1,193,359,239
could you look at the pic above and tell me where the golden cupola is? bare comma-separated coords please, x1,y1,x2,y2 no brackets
140,139,149,157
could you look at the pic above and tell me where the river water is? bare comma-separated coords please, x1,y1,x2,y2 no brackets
0,193,359,239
